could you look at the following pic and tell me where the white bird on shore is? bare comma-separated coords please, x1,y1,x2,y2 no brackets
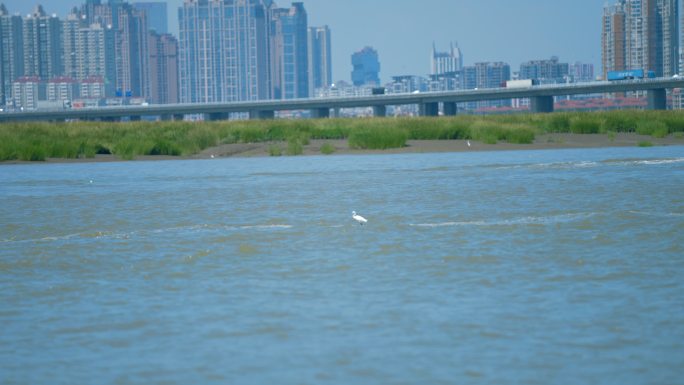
352,211,368,225
467,140,471,147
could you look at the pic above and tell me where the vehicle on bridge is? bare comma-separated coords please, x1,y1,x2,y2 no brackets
505,79,539,88
607,69,656,81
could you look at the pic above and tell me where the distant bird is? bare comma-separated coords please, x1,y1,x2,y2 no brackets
352,211,368,225
467,140,471,147
210,154,215,158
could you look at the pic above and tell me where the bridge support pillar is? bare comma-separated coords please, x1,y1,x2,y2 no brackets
530,96,554,113
373,105,386,117
443,102,458,116
419,102,439,117
249,110,275,120
333,108,341,118
647,89,667,110
311,108,330,119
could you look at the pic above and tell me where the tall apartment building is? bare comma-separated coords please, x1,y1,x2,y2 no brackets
602,0,679,78
462,62,511,109
148,31,178,104
179,0,271,103
270,2,309,99
63,12,109,83
0,4,23,105
351,46,380,86
602,1,627,77
571,62,595,82
133,2,168,33
308,25,332,94
431,42,462,75
23,6,63,81
79,0,149,98
519,56,569,84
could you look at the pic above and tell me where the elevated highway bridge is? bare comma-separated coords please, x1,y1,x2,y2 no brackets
2,77,683,123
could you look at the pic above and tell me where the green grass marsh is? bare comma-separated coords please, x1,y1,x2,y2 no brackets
2,110,684,161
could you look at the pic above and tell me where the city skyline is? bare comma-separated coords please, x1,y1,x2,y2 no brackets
1,0,604,83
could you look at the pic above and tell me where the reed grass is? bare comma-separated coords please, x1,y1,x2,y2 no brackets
320,143,336,155
2,110,683,161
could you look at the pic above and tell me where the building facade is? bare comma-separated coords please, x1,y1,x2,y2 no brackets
269,2,309,99
22,6,63,81
133,2,168,33
602,1,627,77
0,4,23,106
519,57,569,84
148,31,178,104
179,0,272,103
351,46,380,86
431,42,462,75
602,0,679,79
308,25,332,95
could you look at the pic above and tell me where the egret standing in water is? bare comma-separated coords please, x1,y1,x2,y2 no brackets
352,211,368,225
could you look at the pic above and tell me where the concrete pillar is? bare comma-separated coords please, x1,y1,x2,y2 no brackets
443,102,458,116
530,95,554,113
311,108,330,119
419,102,439,116
373,105,386,117
647,89,667,110
249,110,275,120
333,108,341,118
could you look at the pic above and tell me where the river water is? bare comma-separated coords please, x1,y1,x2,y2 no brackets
1,146,683,384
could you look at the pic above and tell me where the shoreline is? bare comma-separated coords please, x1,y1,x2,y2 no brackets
2,133,683,165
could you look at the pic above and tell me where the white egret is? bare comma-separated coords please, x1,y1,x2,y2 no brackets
352,211,368,225
467,140,471,147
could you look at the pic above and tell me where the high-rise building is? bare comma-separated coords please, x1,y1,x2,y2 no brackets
431,42,462,75
308,25,332,94
79,1,149,98
23,5,63,81
351,46,380,86
462,62,511,109
602,1,627,77
12,76,41,109
148,31,178,104
179,0,271,103
133,2,168,33
519,56,569,83
602,0,679,78
63,11,108,83
571,62,595,82
269,2,308,100
0,4,24,105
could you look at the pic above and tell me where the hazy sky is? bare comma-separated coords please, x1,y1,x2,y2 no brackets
2,0,603,82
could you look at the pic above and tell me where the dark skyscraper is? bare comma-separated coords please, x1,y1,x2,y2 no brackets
270,2,308,99
308,25,332,94
351,46,380,86
0,4,24,105
148,31,178,104
133,2,168,34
